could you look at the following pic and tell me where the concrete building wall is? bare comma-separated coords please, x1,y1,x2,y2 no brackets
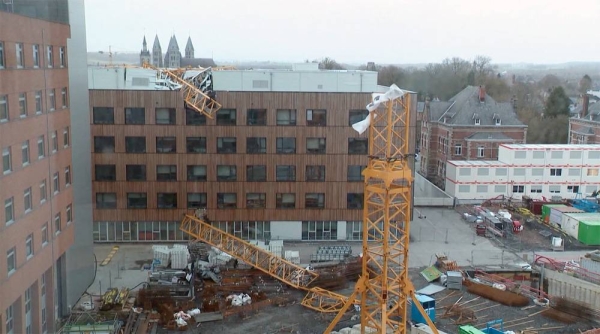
65,0,94,312
545,268,600,309
0,5,74,332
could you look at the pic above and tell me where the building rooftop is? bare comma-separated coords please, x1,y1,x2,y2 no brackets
499,144,600,151
88,64,381,93
447,160,509,167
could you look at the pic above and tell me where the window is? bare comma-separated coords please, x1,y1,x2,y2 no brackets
51,131,58,153
348,165,365,181
125,136,145,153
126,165,146,181
570,151,582,159
306,165,325,181
533,151,545,159
530,185,542,193
550,168,562,176
247,165,266,181
247,193,266,208
0,95,7,121
458,185,470,193
216,108,236,125
349,109,369,125
302,221,337,240
66,204,72,223
4,197,14,224
156,165,177,181
476,185,488,193
16,43,24,67
567,185,580,193
551,151,563,159
127,193,147,209
494,185,506,193
187,165,207,181
54,213,61,234
348,138,369,154
569,168,580,176
41,223,48,245
187,193,207,208
95,164,116,181
549,185,560,193
31,44,40,67
48,89,55,111
512,185,524,193
5,303,14,334
514,151,526,159
307,138,326,154
19,93,27,117
94,136,115,153
19,140,29,166
157,194,178,209
125,107,145,124
46,45,53,67
217,137,236,153
61,88,67,108
276,109,296,125
276,193,295,209
531,168,543,176
247,108,267,125
347,193,364,209
185,107,206,125
459,168,471,176
92,107,114,124
454,144,462,155
587,168,599,176
513,168,525,176
63,127,70,147
276,165,295,181
217,165,237,181
59,46,66,67
156,136,176,153
276,137,296,154
477,168,489,176
24,187,32,213
217,193,237,209
495,118,501,126
53,172,60,194
26,234,33,258
38,135,46,160
25,288,32,334
589,151,600,159
186,137,206,153
477,146,485,158
40,180,47,203
246,137,266,154
306,109,326,126
474,118,480,125
35,91,42,114
3,147,11,174
96,193,117,209
0,42,4,68
306,193,325,209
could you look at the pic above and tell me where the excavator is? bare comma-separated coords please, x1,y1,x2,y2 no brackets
148,63,439,333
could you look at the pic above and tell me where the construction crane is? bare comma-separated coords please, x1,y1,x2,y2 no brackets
178,84,438,333
142,62,222,118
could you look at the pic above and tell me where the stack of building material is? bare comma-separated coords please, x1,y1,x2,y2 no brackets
170,247,190,269
152,245,171,267
284,251,300,264
446,271,463,290
269,240,284,257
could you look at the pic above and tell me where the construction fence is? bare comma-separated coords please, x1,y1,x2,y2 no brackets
544,268,600,309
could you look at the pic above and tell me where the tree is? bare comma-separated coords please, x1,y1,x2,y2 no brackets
544,86,571,118
377,65,406,87
580,74,593,94
317,57,345,70
538,74,561,91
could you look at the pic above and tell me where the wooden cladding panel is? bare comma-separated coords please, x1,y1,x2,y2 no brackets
90,89,415,223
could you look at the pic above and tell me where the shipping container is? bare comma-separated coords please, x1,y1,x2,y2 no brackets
560,213,600,239
578,220,600,245
580,257,600,275
542,204,567,222
549,206,583,228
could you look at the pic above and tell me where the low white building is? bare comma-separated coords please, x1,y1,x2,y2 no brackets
446,144,600,201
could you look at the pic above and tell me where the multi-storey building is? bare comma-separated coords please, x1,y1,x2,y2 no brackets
420,86,527,189
569,94,600,144
446,144,600,201
87,64,417,242
0,1,93,332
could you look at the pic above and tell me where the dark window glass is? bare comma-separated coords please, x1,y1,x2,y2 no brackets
306,165,325,182
186,137,206,153
187,193,207,208
247,109,267,125
157,193,177,208
185,107,206,125
217,165,237,181
247,165,266,181
306,193,325,209
246,137,266,154
216,108,236,125
347,193,364,209
127,193,147,209
246,193,266,208
276,109,296,126
156,137,176,153
95,164,116,181
156,165,177,181
93,136,115,153
306,138,326,154
276,193,295,209
96,192,116,209
276,165,296,181
125,107,145,124
217,137,236,153
276,137,295,154
92,107,114,124
349,109,369,126
156,108,176,125
348,138,368,155
217,193,237,209
306,109,326,126
348,165,365,182
126,165,146,181
187,165,207,181
125,136,146,153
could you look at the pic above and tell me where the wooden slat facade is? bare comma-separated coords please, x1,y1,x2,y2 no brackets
90,89,417,222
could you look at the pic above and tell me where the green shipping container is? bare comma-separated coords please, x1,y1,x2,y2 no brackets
578,220,600,245
459,325,486,334
542,204,567,221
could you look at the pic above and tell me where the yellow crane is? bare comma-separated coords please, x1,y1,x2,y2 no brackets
179,84,439,333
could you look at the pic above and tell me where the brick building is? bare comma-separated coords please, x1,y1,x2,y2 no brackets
569,95,600,144
419,86,527,189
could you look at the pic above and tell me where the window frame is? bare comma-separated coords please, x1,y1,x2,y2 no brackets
92,107,114,124
347,193,364,209
246,193,266,209
16,42,24,68
306,109,327,126
187,165,207,181
246,137,267,154
156,165,177,181
246,165,267,182
216,108,236,125
349,109,369,126
95,164,116,181
186,137,207,153
348,138,368,155
24,187,32,213
276,109,296,125
187,193,207,209
306,165,325,182
305,193,325,209
46,45,53,68
217,165,237,181
26,234,34,259
4,197,14,225
126,164,147,181
125,136,146,153
276,137,296,154
96,192,117,209
306,137,326,154
156,136,176,153
276,193,296,209
217,137,237,154
217,193,237,209
2,147,10,174
7,247,16,276
247,108,267,125
347,165,365,182
185,107,207,125
125,107,145,124
94,136,115,153
276,165,296,181
19,93,27,117
126,193,148,209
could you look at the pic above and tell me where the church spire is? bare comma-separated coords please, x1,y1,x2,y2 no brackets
185,36,194,59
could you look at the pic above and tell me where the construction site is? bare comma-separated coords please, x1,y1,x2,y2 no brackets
60,67,600,334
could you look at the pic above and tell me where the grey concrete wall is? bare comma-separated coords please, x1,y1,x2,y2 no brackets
65,0,95,311
414,172,454,207
545,268,600,309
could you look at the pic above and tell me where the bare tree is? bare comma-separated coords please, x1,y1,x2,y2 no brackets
473,55,493,77
318,57,345,70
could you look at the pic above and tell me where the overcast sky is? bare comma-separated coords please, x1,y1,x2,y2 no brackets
85,0,600,64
